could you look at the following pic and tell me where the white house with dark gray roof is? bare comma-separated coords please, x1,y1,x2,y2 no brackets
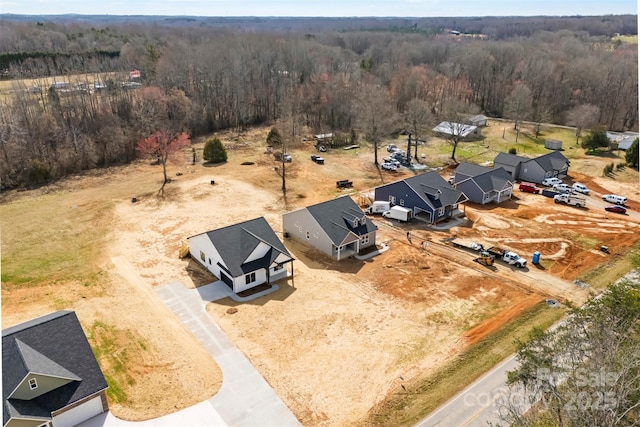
373,170,468,224
3,311,109,427
494,151,570,184
188,217,294,293
452,162,513,205
282,196,377,261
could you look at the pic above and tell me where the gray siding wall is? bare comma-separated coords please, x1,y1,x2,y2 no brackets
283,209,334,258
456,180,485,204
519,161,547,183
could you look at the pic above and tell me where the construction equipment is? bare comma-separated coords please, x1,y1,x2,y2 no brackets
474,254,494,267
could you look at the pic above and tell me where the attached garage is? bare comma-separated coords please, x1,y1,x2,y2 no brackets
220,271,233,289
53,395,105,427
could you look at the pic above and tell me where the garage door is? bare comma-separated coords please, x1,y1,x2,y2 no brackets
220,272,233,289
52,396,103,427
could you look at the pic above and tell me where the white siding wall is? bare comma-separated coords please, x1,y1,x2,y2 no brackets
52,396,104,427
234,269,267,293
188,234,226,278
283,209,333,258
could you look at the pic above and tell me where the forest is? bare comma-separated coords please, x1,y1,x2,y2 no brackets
0,14,637,189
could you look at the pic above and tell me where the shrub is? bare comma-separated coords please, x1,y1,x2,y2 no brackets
625,138,639,169
508,147,517,154
203,138,227,163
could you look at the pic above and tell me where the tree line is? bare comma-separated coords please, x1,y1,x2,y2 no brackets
0,16,637,189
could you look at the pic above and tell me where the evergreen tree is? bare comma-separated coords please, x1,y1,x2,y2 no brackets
203,137,227,163
625,138,639,169
581,128,610,154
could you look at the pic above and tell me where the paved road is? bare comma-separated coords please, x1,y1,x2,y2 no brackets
416,355,518,427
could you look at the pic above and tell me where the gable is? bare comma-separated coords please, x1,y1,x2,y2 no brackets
194,217,292,278
305,196,377,244
2,311,108,426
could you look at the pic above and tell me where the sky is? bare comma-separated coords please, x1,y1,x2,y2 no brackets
0,0,638,17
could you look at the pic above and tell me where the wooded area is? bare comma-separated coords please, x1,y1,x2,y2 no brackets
0,15,637,189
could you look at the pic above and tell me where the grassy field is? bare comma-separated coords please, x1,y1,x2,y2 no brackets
613,35,638,44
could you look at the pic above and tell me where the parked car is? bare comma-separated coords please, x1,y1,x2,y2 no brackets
552,183,573,193
381,162,397,171
572,182,590,194
447,176,456,185
542,177,562,187
383,157,401,167
541,188,560,198
391,151,406,160
605,205,627,214
519,182,540,194
317,145,327,152
310,155,324,164
387,144,398,152
602,194,627,205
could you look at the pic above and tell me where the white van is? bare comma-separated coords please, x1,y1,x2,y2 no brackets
572,183,590,194
542,177,562,187
602,194,627,205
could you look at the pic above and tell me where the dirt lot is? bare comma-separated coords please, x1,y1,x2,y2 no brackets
2,127,639,425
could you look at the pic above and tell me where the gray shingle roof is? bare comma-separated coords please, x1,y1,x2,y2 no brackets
467,167,513,193
494,152,529,167
3,311,108,425
197,217,292,278
531,151,569,172
454,162,491,179
305,196,377,246
404,171,468,209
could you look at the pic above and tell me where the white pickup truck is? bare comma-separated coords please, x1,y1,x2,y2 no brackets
554,193,586,208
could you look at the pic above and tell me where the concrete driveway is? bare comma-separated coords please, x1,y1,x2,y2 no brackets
79,281,299,427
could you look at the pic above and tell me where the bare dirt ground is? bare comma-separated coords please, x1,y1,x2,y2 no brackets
2,127,639,425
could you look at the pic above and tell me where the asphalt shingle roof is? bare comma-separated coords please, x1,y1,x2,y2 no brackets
454,162,491,178
467,167,513,193
198,217,292,278
3,311,108,425
305,196,377,246
404,171,468,209
494,152,529,167
531,151,569,172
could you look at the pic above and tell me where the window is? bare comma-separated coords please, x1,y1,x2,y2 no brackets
437,207,445,217
29,378,38,390
273,264,283,271
245,272,256,284
200,251,205,262
306,231,310,240
399,199,405,206
361,234,370,245
389,195,396,204
208,258,211,265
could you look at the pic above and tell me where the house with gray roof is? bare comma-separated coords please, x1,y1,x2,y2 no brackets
373,171,468,224
467,114,488,127
3,311,108,427
188,217,294,293
282,196,377,261
452,162,513,205
432,121,481,140
493,151,570,184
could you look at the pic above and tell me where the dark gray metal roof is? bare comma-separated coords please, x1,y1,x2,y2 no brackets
405,171,468,209
197,217,292,278
305,196,377,246
3,311,108,425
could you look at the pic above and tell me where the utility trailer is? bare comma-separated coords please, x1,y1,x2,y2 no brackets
451,239,485,252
